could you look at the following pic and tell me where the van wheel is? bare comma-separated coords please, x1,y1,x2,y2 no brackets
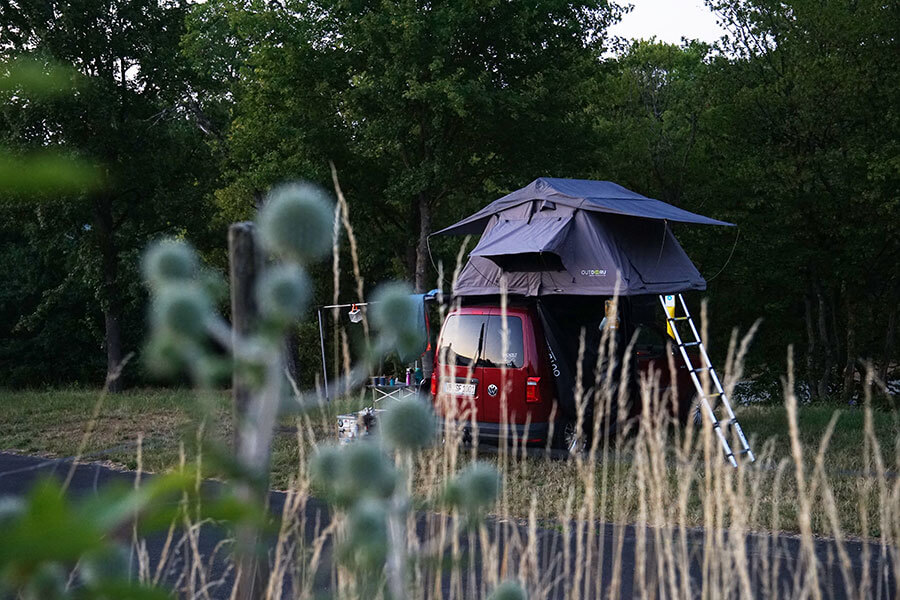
552,419,590,455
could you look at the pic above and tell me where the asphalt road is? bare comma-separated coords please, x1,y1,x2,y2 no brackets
0,452,895,599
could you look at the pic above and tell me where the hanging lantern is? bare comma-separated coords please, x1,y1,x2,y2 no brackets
348,303,363,323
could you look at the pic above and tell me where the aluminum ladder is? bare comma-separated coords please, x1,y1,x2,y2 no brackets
659,294,755,467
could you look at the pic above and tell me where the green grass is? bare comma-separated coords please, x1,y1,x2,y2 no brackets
1,387,897,537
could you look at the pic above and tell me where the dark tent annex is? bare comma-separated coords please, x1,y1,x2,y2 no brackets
433,177,754,464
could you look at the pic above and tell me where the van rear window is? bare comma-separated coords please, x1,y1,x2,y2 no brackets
438,314,524,368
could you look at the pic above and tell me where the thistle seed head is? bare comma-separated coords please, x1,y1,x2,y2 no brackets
380,397,435,450
370,282,425,361
256,263,311,325
338,441,397,500
151,284,211,340
310,445,343,495
258,182,334,263
142,238,197,287
345,498,389,571
488,580,527,600
450,461,500,513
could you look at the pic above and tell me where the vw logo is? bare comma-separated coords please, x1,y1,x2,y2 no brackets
487,384,499,397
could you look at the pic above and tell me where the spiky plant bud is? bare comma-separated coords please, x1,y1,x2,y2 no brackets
337,442,397,500
151,285,211,339
191,355,231,387
380,397,435,450
80,546,129,585
255,263,310,325
370,282,415,330
345,498,389,571
310,444,343,496
142,238,197,287
370,282,424,361
143,332,185,377
488,581,527,600
449,461,500,513
258,182,334,262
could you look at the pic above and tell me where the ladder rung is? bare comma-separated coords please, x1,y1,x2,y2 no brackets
656,294,755,467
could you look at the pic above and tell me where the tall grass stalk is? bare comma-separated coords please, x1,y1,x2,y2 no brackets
95,180,899,599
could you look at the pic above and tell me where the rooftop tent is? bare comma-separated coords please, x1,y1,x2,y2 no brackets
435,177,733,236
434,178,733,297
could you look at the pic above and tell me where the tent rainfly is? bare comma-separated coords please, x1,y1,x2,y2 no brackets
433,177,734,297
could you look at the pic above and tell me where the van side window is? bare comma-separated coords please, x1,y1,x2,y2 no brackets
438,314,525,369
438,314,485,367
482,315,524,368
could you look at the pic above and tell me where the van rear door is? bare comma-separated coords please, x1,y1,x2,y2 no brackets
477,311,529,425
436,310,488,422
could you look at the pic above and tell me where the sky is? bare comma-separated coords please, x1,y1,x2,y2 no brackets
608,0,728,45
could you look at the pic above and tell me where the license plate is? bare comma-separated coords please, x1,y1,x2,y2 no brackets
442,382,476,396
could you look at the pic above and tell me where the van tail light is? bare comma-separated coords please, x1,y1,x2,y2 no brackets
431,376,438,396
526,377,541,403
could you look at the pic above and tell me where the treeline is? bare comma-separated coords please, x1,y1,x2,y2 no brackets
0,0,897,401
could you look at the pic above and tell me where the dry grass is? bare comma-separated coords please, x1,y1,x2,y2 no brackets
1,385,896,540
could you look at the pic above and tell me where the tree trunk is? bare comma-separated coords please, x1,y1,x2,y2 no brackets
841,300,856,404
405,197,419,283
103,306,124,393
414,194,432,293
94,197,124,393
880,306,896,385
816,285,833,398
804,292,818,400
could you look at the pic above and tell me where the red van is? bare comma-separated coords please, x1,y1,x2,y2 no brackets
430,299,698,450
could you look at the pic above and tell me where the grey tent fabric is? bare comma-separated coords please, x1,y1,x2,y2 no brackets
435,177,731,297
434,177,733,237
454,208,707,296
536,297,638,426
469,214,573,272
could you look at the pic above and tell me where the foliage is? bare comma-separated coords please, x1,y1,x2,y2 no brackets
184,0,624,292
0,0,218,390
582,8,899,396
701,0,900,395
0,469,257,600
0,0,897,398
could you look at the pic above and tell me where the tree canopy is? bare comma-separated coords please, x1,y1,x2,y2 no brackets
0,0,896,400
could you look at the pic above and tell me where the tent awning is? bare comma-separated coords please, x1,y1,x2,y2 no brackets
434,177,733,237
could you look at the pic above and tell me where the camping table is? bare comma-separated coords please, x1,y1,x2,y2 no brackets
368,383,419,404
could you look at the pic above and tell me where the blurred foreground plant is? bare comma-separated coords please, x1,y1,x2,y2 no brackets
0,468,263,600
141,182,507,599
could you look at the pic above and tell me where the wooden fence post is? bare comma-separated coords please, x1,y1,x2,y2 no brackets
228,221,267,600
229,221,259,450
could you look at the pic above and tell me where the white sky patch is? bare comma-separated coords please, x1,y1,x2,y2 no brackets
610,0,728,44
